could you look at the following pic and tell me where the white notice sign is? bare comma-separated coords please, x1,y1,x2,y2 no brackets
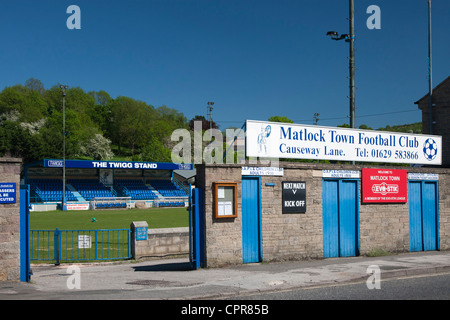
241,166,284,176
322,170,360,178
217,201,233,216
407,173,439,180
78,235,91,249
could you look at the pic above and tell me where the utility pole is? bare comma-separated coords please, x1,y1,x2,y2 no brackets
207,102,214,163
428,0,433,134
326,0,356,130
60,85,69,211
349,0,356,130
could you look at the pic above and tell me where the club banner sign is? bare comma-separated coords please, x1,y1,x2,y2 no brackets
246,120,442,165
362,168,407,203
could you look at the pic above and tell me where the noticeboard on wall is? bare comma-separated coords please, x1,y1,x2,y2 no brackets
214,182,237,218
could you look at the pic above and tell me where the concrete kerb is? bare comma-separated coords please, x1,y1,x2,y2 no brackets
2,251,449,300
188,251,450,300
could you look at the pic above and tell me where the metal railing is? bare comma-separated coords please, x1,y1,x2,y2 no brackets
31,228,131,264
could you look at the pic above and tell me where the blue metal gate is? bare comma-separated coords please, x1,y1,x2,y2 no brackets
189,187,204,269
30,228,131,263
409,180,439,252
322,179,359,258
20,185,31,282
242,176,262,263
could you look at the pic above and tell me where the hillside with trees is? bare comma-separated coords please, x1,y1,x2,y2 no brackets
0,80,424,165
0,79,188,163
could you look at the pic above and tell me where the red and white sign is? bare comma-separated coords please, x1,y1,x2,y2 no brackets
362,168,407,203
67,203,90,210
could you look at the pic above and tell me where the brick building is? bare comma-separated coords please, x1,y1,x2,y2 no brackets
416,76,450,167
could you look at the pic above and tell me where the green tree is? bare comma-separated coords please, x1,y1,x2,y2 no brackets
88,90,113,133
140,136,172,162
25,78,45,96
189,115,218,131
268,116,294,123
0,85,47,122
108,96,156,155
80,133,114,160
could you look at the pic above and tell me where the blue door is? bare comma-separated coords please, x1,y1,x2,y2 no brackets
241,176,262,263
339,180,358,257
323,180,339,258
409,180,439,252
409,181,423,251
322,179,359,258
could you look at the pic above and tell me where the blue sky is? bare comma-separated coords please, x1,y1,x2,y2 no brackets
1,0,449,130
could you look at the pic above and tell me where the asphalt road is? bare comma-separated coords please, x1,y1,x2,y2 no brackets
229,272,450,300
2,251,449,303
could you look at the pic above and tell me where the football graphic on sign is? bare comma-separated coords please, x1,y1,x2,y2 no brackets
423,138,438,161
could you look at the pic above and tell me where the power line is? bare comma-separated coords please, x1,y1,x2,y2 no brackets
215,108,420,125
298,109,420,123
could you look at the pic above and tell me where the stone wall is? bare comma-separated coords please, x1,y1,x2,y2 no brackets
196,162,450,267
130,221,189,259
196,165,243,267
260,167,323,262
0,157,22,281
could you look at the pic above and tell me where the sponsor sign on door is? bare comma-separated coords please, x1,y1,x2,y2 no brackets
362,168,407,203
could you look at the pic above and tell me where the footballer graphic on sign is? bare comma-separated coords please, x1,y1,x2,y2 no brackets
257,124,271,154
423,138,438,161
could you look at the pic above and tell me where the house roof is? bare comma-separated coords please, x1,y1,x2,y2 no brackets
415,76,450,108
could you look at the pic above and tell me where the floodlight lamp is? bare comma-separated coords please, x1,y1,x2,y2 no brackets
326,31,338,37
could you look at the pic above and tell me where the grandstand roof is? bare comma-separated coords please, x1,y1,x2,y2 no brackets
25,159,193,171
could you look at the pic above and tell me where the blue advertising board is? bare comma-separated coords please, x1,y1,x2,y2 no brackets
44,159,192,170
136,227,148,241
0,183,16,204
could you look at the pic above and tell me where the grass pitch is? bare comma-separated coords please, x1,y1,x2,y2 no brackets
30,207,189,230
